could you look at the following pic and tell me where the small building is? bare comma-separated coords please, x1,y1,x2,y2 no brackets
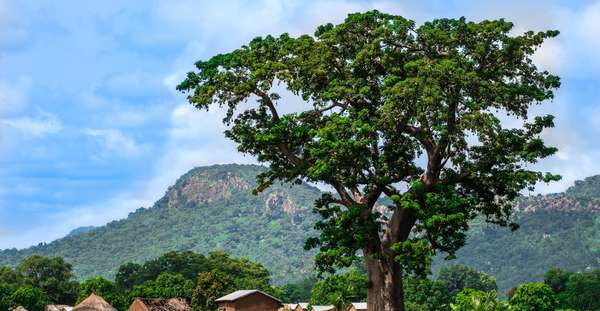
12,307,28,311
46,305,73,311
311,306,335,311
128,298,191,311
215,290,281,311
346,303,367,311
72,294,117,311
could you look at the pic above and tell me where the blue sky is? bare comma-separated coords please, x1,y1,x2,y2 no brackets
1,0,599,249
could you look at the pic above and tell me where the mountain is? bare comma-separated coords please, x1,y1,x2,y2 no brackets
437,176,600,292
0,164,321,284
0,164,599,291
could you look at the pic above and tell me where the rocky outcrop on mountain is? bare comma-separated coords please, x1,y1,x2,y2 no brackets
515,176,600,213
515,194,600,213
163,170,251,208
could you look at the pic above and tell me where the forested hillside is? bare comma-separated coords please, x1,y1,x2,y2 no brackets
1,165,599,291
437,176,600,291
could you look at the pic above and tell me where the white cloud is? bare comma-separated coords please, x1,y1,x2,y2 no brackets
1,113,62,137
4,103,258,248
85,128,146,158
577,1,600,50
532,39,566,73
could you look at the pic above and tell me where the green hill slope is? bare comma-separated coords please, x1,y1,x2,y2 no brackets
436,177,600,291
1,164,599,291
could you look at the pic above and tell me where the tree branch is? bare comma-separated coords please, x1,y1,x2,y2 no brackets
254,89,303,166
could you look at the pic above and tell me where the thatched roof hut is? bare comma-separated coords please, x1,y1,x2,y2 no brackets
72,294,117,311
128,298,190,311
46,305,72,311
12,306,28,311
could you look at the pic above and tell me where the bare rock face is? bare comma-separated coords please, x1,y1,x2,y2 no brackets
158,165,313,226
165,172,251,208
515,194,600,213
264,191,298,222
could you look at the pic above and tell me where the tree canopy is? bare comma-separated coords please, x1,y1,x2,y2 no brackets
509,282,556,311
310,269,367,307
16,255,78,305
78,277,127,311
178,10,560,310
9,286,49,311
438,264,497,296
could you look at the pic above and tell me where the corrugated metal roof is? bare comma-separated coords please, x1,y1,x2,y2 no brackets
311,306,334,311
215,290,281,303
351,302,367,310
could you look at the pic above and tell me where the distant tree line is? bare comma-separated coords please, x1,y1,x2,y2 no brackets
0,251,277,311
284,264,600,311
1,251,599,311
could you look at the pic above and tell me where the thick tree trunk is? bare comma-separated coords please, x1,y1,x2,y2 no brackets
365,252,405,311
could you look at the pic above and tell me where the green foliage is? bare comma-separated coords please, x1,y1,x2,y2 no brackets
451,289,506,311
404,277,452,311
280,277,315,302
191,271,231,311
556,270,600,311
438,209,600,292
16,255,78,305
120,250,276,311
0,267,19,286
115,262,142,291
544,268,570,294
204,251,272,290
509,282,556,311
117,251,207,291
128,273,193,304
78,277,126,311
438,264,497,296
565,175,600,200
8,286,49,311
0,283,13,311
178,9,560,308
310,270,367,306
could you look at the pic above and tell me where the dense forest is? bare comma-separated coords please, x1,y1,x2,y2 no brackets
1,252,599,311
1,165,599,293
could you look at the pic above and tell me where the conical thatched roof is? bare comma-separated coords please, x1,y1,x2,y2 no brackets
73,294,117,311
12,306,28,311
46,305,72,311
132,298,191,311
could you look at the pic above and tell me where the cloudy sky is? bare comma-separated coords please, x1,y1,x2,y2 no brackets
0,0,599,249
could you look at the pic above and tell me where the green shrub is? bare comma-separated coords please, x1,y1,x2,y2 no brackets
8,286,49,311
451,288,506,311
509,282,556,311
